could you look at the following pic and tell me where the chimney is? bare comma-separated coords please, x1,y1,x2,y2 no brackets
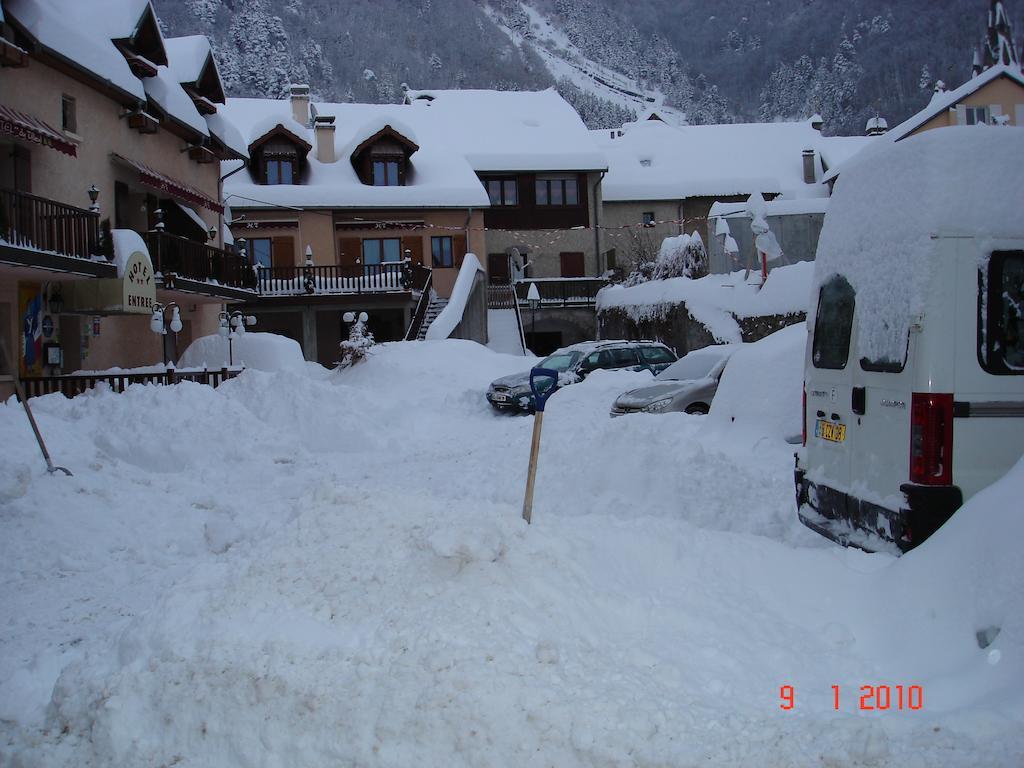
973,48,984,77
809,113,823,132
865,116,888,136
802,148,817,184
289,83,310,126
314,114,336,163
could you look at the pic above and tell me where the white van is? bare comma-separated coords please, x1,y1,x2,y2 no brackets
795,127,1024,553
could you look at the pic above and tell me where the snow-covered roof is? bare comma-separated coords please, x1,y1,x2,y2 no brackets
814,126,1024,365
5,0,148,101
163,35,216,87
143,66,209,137
823,64,1024,183
709,197,831,219
222,90,602,210
404,88,607,172
594,119,874,202
887,64,1024,143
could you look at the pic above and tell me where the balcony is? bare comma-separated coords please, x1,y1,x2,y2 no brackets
145,229,257,293
256,261,429,297
513,277,610,307
0,186,101,262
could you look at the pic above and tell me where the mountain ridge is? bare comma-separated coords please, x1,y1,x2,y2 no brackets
154,0,1023,135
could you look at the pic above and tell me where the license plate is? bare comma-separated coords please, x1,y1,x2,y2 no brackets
492,394,509,403
815,419,846,443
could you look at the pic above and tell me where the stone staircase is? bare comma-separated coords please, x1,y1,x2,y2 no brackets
415,296,449,340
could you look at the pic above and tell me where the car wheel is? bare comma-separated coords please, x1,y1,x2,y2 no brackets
685,403,709,415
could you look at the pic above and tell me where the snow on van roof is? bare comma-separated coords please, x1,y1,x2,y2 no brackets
813,126,1024,364
593,118,873,202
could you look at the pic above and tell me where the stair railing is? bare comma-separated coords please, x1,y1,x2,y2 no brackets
404,269,433,341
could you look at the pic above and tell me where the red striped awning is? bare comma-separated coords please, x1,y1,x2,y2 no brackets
0,104,77,157
112,153,224,214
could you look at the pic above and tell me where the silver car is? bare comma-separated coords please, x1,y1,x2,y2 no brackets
609,345,741,416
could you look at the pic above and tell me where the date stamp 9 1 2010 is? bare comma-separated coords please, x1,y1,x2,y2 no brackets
780,685,923,712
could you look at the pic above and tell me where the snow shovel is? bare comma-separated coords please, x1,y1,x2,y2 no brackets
521,367,559,524
13,377,72,476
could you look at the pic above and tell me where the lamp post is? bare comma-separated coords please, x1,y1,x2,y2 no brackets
150,301,183,365
218,309,256,366
87,184,100,213
527,281,540,351
303,244,315,294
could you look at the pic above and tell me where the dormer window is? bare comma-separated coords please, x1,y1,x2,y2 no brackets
373,159,400,186
248,125,312,186
351,124,419,187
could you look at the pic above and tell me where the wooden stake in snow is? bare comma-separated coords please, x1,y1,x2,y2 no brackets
521,367,559,524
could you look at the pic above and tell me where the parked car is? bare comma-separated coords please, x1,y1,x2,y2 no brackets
486,340,677,412
794,128,1024,554
610,345,741,416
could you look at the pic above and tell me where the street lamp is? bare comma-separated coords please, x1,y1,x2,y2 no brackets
218,309,256,366
150,301,183,364
87,184,100,213
527,281,540,351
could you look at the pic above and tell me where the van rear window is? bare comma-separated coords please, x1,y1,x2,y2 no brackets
812,276,855,370
980,251,1024,375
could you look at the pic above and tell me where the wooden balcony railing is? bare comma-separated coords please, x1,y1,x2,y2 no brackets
514,277,610,307
258,261,428,296
0,187,100,260
20,366,242,399
145,230,256,290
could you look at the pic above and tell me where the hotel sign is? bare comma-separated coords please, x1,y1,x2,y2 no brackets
122,250,155,312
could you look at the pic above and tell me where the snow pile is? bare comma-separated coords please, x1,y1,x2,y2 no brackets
109,229,152,277
425,254,484,340
708,322,806,442
598,261,814,342
650,231,707,281
814,127,1024,364
2,340,1023,766
179,332,308,373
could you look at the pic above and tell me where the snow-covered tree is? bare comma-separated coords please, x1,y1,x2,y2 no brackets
339,312,374,368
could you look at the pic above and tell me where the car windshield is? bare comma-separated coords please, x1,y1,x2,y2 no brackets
655,351,729,381
539,351,582,372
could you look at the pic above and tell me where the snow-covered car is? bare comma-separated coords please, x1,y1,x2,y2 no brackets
486,340,677,412
610,344,741,416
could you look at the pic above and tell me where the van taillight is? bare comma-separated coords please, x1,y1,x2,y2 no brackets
910,393,954,485
802,382,807,446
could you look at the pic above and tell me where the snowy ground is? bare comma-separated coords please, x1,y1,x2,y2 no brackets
1,340,1022,766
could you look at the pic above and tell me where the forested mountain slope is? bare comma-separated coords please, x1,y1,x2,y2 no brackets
154,0,1021,134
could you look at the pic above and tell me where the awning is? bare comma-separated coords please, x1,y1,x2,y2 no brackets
112,153,224,214
0,104,77,157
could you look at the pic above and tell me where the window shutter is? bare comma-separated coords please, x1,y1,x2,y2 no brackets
452,233,467,268
271,236,294,267
1017,105,1024,127
337,237,362,265
402,235,424,266
955,104,967,125
559,252,585,278
990,104,1002,124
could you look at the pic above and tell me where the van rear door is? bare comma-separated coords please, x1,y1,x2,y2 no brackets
804,275,857,520
955,244,1024,498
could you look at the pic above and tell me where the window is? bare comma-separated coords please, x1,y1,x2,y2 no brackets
608,348,639,367
980,250,1024,374
264,158,294,184
431,236,454,268
536,176,579,206
61,94,77,133
484,178,518,206
642,211,656,227
362,238,401,265
812,275,856,369
373,159,400,186
965,106,990,126
639,346,675,365
249,238,272,269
